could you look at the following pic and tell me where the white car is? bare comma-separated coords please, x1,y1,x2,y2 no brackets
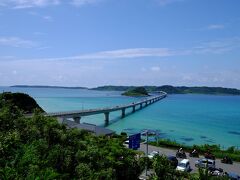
176,159,191,172
195,158,215,169
148,151,159,159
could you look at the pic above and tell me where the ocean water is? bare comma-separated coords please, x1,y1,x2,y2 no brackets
1,87,240,148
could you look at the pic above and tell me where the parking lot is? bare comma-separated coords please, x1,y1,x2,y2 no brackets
139,143,240,174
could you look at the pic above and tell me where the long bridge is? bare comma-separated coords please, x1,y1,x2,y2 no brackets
46,91,167,125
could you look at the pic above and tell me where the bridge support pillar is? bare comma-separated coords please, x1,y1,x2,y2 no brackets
145,102,148,106
57,117,67,124
121,108,126,118
132,106,136,112
73,116,81,124
104,112,110,124
140,103,143,109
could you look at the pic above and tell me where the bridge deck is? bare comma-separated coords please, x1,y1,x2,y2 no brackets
46,92,167,118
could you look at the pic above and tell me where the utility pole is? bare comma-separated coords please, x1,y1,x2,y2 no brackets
145,130,148,176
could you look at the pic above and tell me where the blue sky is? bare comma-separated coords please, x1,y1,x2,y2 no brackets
0,0,240,88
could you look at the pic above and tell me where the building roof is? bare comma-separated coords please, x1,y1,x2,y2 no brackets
58,118,115,136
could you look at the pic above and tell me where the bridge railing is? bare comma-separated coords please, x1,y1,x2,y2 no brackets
47,92,167,117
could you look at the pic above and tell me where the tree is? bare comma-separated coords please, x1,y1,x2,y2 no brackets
0,99,142,179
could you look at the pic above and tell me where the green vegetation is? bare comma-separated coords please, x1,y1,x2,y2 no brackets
0,92,44,113
92,85,240,95
149,139,240,162
122,87,149,97
0,100,144,179
151,155,182,179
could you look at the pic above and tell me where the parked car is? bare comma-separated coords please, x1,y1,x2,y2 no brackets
124,140,129,144
167,155,178,168
208,167,224,177
148,151,159,159
176,159,191,172
226,172,240,180
195,158,215,169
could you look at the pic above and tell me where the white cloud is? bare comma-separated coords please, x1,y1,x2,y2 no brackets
188,24,226,32
0,37,37,48
37,46,51,50
151,66,160,72
12,70,17,75
155,0,185,6
0,0,104,9
28,11,54,21
207,24,225,30
77,48,173,59
141,67,147,72
33,31,46,36
0,0,60,9
43,15,53,21
192,37,240,54
71,0,102,7
1,37,239,62
19,48,173,61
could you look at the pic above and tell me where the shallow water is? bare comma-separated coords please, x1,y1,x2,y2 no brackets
1,87,240,148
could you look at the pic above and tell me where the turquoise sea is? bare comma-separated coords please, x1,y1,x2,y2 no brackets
1,87,240,148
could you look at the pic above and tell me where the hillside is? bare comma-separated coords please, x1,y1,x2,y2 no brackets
0,92,44,113
92,85,240,95
0,100,143,179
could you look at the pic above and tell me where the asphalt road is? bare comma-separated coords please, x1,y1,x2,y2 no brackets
139,143,240,174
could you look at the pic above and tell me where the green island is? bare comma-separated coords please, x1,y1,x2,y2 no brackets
122,87,149,97
0,92,239,179
92,85,240,95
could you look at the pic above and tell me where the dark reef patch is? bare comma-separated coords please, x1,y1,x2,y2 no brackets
200,136,207,139
205,139,215,143
180,137,194,142
228,131,240,136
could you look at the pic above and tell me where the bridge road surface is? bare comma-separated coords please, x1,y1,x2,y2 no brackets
46,93,167,118
139,143,240,174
